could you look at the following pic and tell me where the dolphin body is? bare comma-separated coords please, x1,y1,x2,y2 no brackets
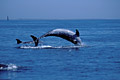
38,29,82,46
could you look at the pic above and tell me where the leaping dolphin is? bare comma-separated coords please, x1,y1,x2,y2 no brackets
39,29,82,46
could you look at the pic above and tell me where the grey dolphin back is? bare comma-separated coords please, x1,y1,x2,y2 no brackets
39,29,79,39
39,29,55,39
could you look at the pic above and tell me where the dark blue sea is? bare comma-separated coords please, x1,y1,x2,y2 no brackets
0,20,120,80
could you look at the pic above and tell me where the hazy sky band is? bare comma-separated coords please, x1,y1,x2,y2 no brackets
0,0,120,19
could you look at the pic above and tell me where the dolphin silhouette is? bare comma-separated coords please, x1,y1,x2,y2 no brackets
0,64,8,69
39,29,82,45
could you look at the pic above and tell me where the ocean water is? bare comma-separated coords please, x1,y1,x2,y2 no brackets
0,20,120,80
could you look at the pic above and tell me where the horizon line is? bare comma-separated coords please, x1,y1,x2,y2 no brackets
0,18,120,20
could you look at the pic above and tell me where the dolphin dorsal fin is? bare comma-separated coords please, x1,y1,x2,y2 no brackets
76,29,79,36
16,39,22,44
30,35,39,46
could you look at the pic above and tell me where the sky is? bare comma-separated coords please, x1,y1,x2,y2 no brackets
0,0,120,20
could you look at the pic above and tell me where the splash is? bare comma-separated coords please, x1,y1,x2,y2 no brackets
18,45,86,49
0,63,18,71
20,45,52,49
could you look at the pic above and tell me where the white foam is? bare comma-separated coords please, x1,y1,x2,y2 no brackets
20,45,52,49
0,64,18,71
7,64,18,70
19,44,87,49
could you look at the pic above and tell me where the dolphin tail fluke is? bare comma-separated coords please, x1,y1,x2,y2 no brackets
30,35,39,46
16,39,22,44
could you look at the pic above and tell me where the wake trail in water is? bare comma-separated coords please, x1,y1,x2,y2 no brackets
16,44,87,49
0,63,31,72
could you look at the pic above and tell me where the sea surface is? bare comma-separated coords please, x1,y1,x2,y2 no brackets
0,20,120,80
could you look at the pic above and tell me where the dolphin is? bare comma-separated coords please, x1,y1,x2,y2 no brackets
16,35,41,46
16,29,82,46
0,64,8,69
39,29,82,45
16,39,32,44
